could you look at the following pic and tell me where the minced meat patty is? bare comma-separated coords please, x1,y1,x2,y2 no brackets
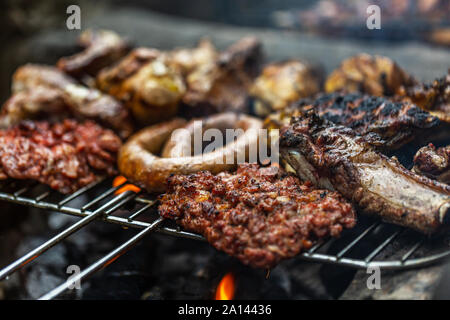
158,163,356,268
0,119,121,193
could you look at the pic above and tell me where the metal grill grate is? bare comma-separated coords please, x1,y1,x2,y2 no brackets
0,177,449,300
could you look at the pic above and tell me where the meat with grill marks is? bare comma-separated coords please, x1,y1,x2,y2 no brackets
158,163,356,268
264,92,439,149
279,112,450,234
413,144,450,184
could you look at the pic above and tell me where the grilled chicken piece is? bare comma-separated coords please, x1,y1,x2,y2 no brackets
401,70,450,123
57,29,130,79
5,64,133,138
96,48,186,125
413,144,450,184
325,54,416,96
279,112,450,234
168,39,218,76
181,37,262,117
250,60,322,117
159,163,356,269
265,92,439,150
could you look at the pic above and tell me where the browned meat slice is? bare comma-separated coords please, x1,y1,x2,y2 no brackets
0,119,121,194
402,70,450,123
279,112,450,234
413,144,450,184
158,163,356,268
168,39,218,76
250,60,323,117
96,48,186,125
57,29,130,78
5,64,133,138
265,92,439,149
325,54,416,96
181,37,262,117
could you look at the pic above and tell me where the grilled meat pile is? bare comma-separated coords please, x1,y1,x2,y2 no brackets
158,163,356,268
279,113,450,234
2,64,133,138
402,70,450,123
0,119,121,194
413,144,450,184
57,29,130,79
325,54,416,97
265,92,439,149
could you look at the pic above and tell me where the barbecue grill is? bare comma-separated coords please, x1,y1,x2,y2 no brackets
1,176,449,300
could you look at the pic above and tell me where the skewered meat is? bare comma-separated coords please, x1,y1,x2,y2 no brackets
96,48,186,125
8,64,133,138
250,60,322,117
265,92,439,149
182,37,262,117
0,119,121,194
279,112,450,234
325,54,416,96
158,163,356,268
401,70,450,123
57,29,130,79
413,144,450,184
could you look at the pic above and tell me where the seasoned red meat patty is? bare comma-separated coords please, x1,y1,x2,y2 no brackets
158,163,356,268
0,119,121,193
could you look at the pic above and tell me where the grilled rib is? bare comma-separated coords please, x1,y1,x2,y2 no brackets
413,144,450,184
279,112,450,234
265,92,439,149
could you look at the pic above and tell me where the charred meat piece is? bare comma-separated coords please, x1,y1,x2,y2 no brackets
413,144,450,184
280,112,450,234
402,70,450,123
182,37,262,117
325,54,416,96
96,48,186,125
250,60,322,117
0,119,121,194
265,92,439,149
158,163,356,269
8,64,133,138
57,29,130,79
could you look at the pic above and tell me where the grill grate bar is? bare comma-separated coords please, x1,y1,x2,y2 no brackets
39,217,164,300
58,178,106,207
128,202,155,221
401,239,424,262
364,230,402,263
0,190,134,281
81,182,126,211
336,222,380,259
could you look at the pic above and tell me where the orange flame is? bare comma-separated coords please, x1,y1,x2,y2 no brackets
215,272,235,300
113,176,141,195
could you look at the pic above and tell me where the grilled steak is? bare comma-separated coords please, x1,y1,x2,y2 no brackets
265,92,439,149
158,163,356,268
413,144,450,184
279,112,450,234
0,119,121,194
